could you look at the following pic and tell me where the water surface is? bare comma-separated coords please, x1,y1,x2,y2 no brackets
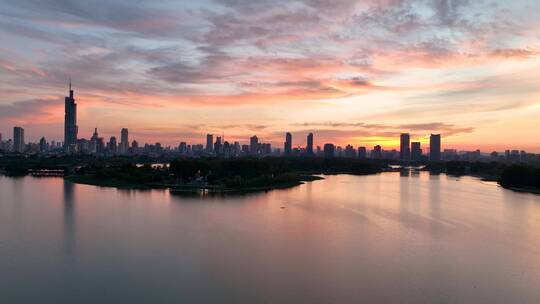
1,172,539,303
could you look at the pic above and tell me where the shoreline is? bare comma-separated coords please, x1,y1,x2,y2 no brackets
65,174,324,193
66,172,540,195
3,170,539,195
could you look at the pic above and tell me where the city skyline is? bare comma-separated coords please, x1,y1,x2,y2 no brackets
1,1,540,151
2,83,447,157
0,82,537,161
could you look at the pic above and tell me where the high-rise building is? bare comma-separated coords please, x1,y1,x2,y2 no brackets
13,126,24,153
260,143,271,155
411,142,422,161
233,141,241,156
120,128,129,154
443,149,457,161
284,132,292,156
306,133,314,156
39,137,47,152
430,134,441,161
64,81,78,151
358,146,367,159
178,142,187,154
214,136,223,155
400,133,410,161
371,145,382,159
250,135,259,155
108,136,118,153
90,128,99,154
323,143,335,158
206,134,214,153
345,144,356,158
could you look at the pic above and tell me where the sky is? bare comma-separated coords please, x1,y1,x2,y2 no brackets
1,0,539,152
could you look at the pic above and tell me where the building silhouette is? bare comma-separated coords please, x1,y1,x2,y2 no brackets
13,126,24,153
284,132,292,156
371,145,382,159
108,136,117,153
306,133,314,155
345,144,356,158
90,128,99,153
206,134,213,153
411,142,422,161
323,143,335,158
358,146,367,159
120,128,129,154
249,136,258,155
400,133,410,161
430,134,441,161
64,81,78,151
214,136,223,155
39,137,47,152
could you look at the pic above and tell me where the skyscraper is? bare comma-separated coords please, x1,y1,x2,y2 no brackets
371,145,382,159
214,136,223,155
249,135,259,155
284,132,292,156
64,81,78,151
400,133,410,161
306,133,314,156
345,144,356,158
13,126,24,153
411,142,422,161
430,134,441,161
90,128,99,154
206,134,214,153
120,128,129,154
323,143,335,158
358,146,367,159
39,137,47,152
178,142,187,154
108,136,118,153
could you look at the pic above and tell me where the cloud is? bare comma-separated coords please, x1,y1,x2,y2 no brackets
290,121,474,138
489,48,539,58
0,98,63,125
1,0,540,149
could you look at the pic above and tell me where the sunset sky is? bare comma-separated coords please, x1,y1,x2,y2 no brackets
1,0,539,152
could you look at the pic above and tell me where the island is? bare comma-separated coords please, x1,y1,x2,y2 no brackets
0,155,385,193
67,158,387,192
1,155,539,194
425,161,540,194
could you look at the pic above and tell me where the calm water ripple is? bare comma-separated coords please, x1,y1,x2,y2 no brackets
1,172,539,303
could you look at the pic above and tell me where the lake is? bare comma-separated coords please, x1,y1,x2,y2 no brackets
1,172,539,303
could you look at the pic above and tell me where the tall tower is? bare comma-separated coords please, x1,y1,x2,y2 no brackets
306,133,314,156
430,134,441,161
284,132,292,156
400,133,410,161
411,142,422,161
249,135,258,155
64,80,78,151
13,126,25,153
206,134,214,153
120,128,129,154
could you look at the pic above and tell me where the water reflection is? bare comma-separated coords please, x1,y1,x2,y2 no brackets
63,180,76,256
399,169,410,177
428,173,442,232
1,173,540,303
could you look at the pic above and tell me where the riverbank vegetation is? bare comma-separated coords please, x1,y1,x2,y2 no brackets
2,155,538,194
426,161,540,193
28,157,385,191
